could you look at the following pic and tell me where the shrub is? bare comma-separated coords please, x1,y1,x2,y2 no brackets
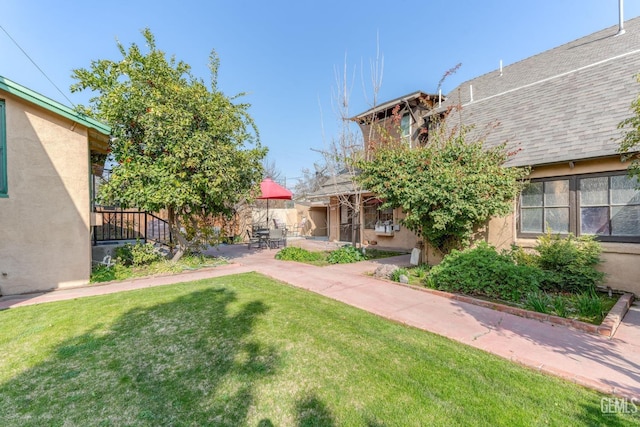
508,244,538,267
275,247,325,263
132,242,163,266
535,233,605,294
114,244,133,266
427,242,543,302
90,264,117,282
90,263,131,283
390,268,409,282
115,242,162,266
327,245,366,264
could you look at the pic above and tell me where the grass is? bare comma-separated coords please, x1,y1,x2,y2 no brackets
523,291,553,314
479,290,617,325
90,253,227,283
274,246,330,266
275,246,406,267
402,264,431,285
0,274,635,426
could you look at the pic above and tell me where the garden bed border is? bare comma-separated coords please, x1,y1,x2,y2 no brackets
392,281,634,338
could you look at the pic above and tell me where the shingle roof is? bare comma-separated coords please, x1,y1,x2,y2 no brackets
307,171,364,199
441,17,640,167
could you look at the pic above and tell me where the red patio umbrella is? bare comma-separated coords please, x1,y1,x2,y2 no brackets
258,178,292,228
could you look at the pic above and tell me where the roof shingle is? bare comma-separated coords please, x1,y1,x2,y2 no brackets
441,17,640,167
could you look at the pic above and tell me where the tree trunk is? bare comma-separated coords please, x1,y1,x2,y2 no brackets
351,195,360,247
167,207,186,262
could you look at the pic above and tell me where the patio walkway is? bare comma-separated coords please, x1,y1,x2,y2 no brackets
1,238,639,399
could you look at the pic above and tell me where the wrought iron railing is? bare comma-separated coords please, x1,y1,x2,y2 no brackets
93,208,172,246
147,212,173,245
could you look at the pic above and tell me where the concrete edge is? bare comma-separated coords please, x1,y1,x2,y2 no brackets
598,293,634,337
81,262,241,288
0,262,244,310
509,354,639,400
387,280,634,338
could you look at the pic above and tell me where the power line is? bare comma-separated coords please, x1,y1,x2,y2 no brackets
0,23,76,107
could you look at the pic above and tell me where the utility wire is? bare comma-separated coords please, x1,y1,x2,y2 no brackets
0,23,76,107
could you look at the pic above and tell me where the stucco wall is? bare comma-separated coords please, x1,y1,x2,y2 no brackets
0,93,91,295
362,207,419,251
294,205,327,237
249,204,329,238
251,207,297,231
327,197,417,250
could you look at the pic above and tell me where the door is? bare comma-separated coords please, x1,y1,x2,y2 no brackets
339,199,360,243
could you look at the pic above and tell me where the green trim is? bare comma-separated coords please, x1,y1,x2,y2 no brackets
0,100,6,197
0,75,110,135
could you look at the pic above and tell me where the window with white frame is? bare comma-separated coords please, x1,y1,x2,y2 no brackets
518,172,640,242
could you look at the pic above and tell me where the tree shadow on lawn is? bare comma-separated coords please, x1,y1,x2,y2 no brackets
294,392,336,427
0,287,279,426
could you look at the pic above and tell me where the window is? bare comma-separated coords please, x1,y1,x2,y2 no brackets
580,175,640,237
400,113,411,143
518,172,640,242
0,100,6,197
520,179,570,233
364,202,393,229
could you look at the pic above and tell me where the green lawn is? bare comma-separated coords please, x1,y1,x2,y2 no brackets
0,273,635,426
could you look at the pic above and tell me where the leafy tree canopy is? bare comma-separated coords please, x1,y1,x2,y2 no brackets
71,29,267,259
356,123,529,254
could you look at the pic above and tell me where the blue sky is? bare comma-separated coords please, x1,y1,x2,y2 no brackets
2,1,640,188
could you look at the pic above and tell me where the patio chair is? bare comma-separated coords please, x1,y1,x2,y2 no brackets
246,229,262,249
267,228,284,249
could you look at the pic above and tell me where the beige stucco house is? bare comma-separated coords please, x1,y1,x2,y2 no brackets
318,17,640,295
0,76,110,295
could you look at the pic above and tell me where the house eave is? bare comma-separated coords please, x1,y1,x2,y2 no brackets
307,190,364,199
507,153,629,169
350,90,440,121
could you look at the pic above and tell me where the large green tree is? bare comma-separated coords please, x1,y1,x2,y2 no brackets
71,29,266,260
356,123,529,256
